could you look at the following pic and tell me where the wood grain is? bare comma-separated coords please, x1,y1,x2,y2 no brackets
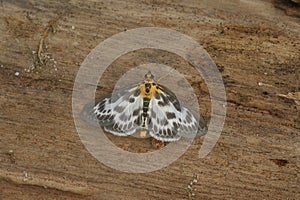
0,0,299,199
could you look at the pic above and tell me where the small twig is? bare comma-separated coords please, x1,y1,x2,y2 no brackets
36,14,63,68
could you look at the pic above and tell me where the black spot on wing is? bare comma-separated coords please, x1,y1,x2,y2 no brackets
158,101,165,106
161,94,169,105
133,109,139,116
118,124,124,130
119,113,128,121
167,129,171,136
98,99,106,107
128,121,133,129
166,112,176,119
134,116,142,125
156,118,160,124
129,98,135,103
99,114,112,122
167,94,181,111
98,105,105,113
163,129,167,136
134,89,141,97
173,122,179,129
108,115,114,121
153,125,158,132
114,105,125,113
158,85,181,111
172,101,181,112
159,129,163,135
155,93,160,100
113,123,118,129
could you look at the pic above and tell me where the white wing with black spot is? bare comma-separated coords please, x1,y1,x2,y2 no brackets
81,85,143,136
148,87,206,142
148,93,182,142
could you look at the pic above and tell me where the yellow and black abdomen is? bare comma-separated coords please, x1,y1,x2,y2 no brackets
139,81,161,129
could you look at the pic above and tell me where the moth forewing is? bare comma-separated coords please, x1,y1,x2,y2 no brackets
80,94,114,127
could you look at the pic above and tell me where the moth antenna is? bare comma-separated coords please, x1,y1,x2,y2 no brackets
157,67,176,83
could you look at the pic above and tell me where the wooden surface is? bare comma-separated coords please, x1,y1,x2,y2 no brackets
0,0,299,199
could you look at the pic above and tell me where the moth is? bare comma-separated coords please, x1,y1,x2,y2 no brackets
81,71,207,142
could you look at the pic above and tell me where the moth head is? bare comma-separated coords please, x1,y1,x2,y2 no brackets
144,71,154,80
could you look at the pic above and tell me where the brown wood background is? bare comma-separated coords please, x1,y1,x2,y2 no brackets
0,0,299,199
